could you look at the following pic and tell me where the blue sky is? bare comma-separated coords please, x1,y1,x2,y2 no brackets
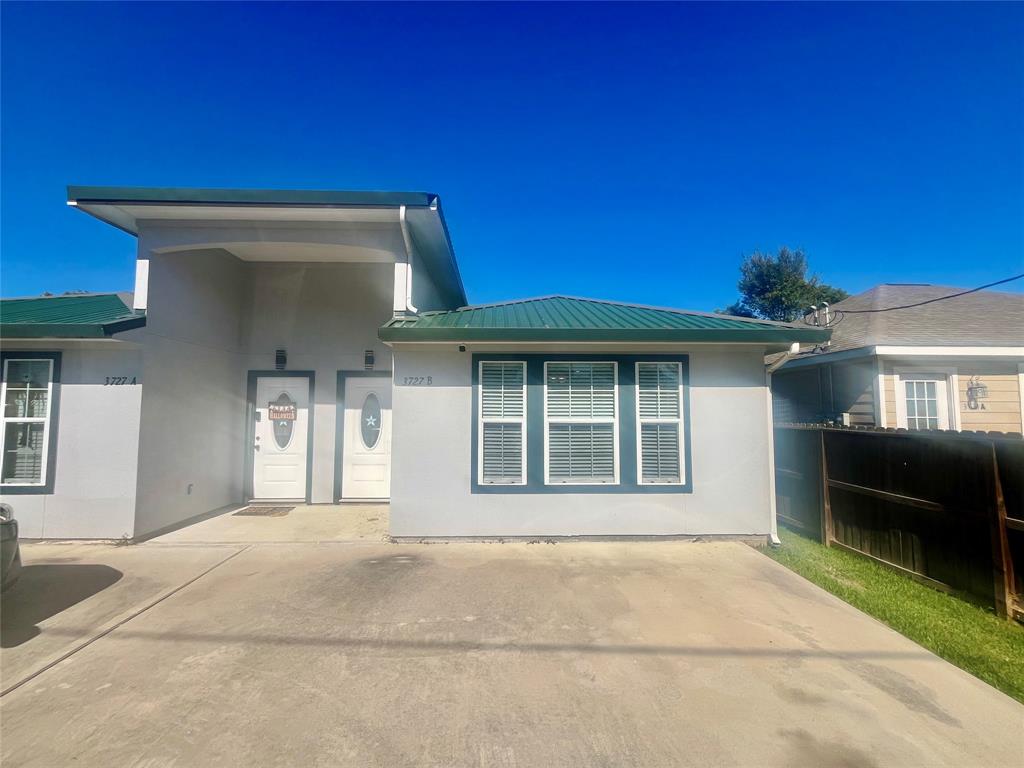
2,2,1022,309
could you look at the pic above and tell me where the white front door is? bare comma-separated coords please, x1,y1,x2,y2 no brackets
341,377,391,500
253,376,309,500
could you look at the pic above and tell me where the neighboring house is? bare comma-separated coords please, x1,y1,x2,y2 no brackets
0,186,827,540
771,284,1024,433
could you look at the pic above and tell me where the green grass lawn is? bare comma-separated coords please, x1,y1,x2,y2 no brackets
764,527,1024,704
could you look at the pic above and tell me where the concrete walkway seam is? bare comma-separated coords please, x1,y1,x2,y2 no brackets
0,545,252,699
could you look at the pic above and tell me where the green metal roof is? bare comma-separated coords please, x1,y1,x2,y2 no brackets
379,296,832,344
0,293,146,339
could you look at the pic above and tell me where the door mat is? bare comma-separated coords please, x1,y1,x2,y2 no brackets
233,506,294,517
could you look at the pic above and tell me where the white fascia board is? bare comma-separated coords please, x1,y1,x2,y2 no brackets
874,346,1024,357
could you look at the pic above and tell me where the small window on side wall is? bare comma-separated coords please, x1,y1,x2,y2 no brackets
478,361,526,484
636,362,684,484
1,357,56,486
895,371,952,431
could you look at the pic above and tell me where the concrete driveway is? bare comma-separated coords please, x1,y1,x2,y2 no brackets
1,539,1021,767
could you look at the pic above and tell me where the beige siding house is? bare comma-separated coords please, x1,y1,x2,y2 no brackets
772,284,1024,434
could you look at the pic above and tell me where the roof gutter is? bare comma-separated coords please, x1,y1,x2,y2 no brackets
0,315,147,339
379,327,831,344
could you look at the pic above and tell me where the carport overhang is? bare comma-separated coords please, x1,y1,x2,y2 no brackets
66,185,468,308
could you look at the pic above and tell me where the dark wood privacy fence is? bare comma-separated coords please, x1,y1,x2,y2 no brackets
774,425,1023,619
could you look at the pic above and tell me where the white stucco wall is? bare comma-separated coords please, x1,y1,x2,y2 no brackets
389,345,774,537
1,341,142,539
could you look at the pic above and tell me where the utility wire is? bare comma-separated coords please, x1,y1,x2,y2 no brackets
836,273,1024,314
803,272,1024,327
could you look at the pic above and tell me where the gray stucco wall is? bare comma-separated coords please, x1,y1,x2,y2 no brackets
240,261,394,502
133,217,402,530
131,248,249,538
0,341,142,539
389,345,774,537
410,257,451,313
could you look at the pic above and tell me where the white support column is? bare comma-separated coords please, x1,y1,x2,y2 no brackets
393,262,412,315
133,259,150,310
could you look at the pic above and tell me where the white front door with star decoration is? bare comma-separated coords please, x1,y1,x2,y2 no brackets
341,377,392,500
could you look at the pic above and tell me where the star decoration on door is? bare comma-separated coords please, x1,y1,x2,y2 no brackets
365,415,377,427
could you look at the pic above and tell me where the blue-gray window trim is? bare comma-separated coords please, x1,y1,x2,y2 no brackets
471,353,692,494
0,350,62,495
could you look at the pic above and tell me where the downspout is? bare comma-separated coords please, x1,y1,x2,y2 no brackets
399,205,418,314
765,343,800,546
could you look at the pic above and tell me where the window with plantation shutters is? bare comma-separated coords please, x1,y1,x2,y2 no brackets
1,358,55,486
636,362,684,484
544,361,618,484
478,361,526,484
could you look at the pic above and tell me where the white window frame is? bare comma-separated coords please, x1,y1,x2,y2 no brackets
1018,363,1024,435
893,366,960,431
543,361,620,485
635,362,685,486
0,357,55,487
477,361,527,485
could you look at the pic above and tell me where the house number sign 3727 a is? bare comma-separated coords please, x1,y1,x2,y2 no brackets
104,376,137,385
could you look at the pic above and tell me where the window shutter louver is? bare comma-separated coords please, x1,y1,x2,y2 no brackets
482,423,523,483
636,362,684,484
545,362,618,484
479,362,526,484
640,424,681,483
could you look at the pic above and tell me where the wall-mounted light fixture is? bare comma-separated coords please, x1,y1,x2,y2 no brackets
275,349,287,371
966,376,989,410
364,350,375,370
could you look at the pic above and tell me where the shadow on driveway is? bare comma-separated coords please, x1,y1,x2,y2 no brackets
1,564,123,648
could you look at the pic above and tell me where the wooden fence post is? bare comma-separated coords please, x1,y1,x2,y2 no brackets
989,443,1015,619
820,429,833,547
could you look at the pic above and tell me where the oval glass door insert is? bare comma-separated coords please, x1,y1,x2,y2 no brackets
269,392,297,449
360,393,382,449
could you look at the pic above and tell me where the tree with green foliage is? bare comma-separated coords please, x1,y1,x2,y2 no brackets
717,247,848,322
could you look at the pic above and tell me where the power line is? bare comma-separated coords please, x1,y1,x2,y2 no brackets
804,272,1024,327
837,273,1024,314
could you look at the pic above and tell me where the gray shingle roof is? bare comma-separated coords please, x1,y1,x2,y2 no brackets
799,283,1023,356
